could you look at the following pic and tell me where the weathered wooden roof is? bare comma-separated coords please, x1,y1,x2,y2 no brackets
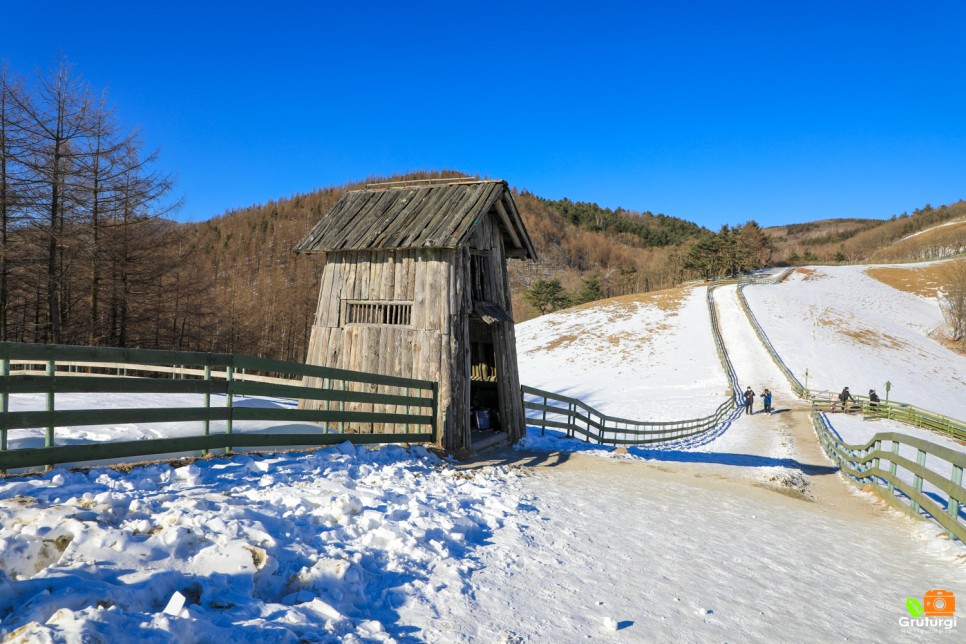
294,179,537,259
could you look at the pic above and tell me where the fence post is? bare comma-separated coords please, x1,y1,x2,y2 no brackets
45,360,55,449
887,442,899,497
912,448,926,515
872,440,881,483
403,386,410,433
1,357,7,473
431,382,439,443
339,380,345,433
949,465,963,532
225,365,234,455
203,364,211,456
541,395,547,436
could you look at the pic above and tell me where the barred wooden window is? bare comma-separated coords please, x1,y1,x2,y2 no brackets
343,301,413,326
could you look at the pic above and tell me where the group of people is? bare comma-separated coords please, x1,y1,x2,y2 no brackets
742,386,773,415
834,386,880,411
742,385,882,415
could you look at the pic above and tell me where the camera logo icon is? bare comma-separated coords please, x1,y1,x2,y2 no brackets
924,589,955,617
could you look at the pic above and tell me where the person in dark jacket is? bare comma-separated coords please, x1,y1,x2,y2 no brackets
743,387,756,414
838,386,854,411
868,389,880,410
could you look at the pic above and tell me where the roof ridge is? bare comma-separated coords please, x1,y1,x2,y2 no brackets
362,177,499,191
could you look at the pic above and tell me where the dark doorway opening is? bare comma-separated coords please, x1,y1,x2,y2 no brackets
469,317,506,449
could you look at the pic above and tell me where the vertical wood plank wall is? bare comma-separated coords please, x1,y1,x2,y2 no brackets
303,249,460,446
302,208,526,451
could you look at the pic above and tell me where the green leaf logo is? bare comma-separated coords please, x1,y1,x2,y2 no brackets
906,597,925,617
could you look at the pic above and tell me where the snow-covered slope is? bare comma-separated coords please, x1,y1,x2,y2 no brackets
516,286,728,420
2,261,965,642
743,264,966,419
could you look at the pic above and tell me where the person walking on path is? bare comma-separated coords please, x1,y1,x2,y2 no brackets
743,387,756,415
868,389,880,410
837,386,854,412
762,389,773,414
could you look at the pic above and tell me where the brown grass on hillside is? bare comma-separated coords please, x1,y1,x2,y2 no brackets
796,268,827,281
531,286,689,354
871,219,966,262
572,285,689,314
816,315,906,350
539,334,580,352
864,261,964,298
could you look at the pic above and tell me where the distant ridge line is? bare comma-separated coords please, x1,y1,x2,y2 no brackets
364,176,485,191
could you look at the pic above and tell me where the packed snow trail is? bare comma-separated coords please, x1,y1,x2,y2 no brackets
419,446,965,643
2,444,962,642
712,284,799,406
704,284,882,508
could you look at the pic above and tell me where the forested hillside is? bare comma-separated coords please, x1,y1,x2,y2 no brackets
765,200,966,263
3,60,963,364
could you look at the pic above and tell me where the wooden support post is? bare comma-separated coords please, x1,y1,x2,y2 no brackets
339,380,345,433
949,465,963,531
912,448,926,514
45,360,55,449
872,440,881,484
887,442,899,497
203,364,211,456
403,386,410,433
226,365,234,454
1,358,7,474
541,395,547,436
431,382,439,443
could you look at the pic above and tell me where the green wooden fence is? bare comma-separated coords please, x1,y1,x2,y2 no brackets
736,276,966,539
519,281,740,446
809,395,966,442
735,281,966,441
812,412,966,541
0,342,437,471
522,385,735,446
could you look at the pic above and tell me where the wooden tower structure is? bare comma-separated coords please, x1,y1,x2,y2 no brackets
294,178,537,451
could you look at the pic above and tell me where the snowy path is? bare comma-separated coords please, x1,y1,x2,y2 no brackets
712,284,799,406
417,448,965,642
3,444,962,642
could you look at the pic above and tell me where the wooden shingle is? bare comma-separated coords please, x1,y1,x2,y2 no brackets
294,179,536,259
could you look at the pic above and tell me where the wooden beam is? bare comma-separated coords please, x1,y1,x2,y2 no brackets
493,197,523,249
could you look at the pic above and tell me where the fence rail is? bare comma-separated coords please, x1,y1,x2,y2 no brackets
522,385,734,446
520,284,739,446
809,395,966,442
812,412,966,541
0,342,438,472
735,281,966,441
708,285,741,400
736,276,965,540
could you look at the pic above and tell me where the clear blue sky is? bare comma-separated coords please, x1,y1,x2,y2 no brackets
3,1,964,228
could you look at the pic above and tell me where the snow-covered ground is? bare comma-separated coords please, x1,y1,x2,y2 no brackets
742,264,966,419
2,262,965,642
5,394,313,453
2,438,962,642
8,393,319,449
516,287,728,420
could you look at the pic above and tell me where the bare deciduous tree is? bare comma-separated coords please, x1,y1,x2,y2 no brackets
9,57,95,342
939,259,966,346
